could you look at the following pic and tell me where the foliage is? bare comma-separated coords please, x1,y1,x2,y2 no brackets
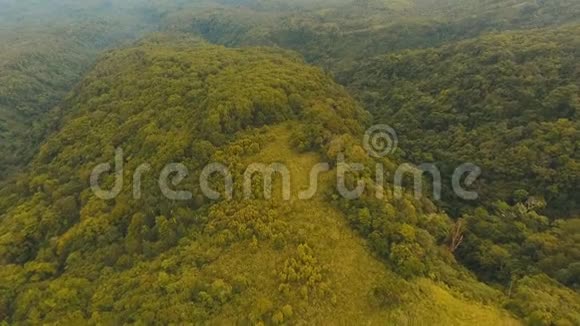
0,36,368,323
0,0,162,181
166,0,580,75
0,0,579,324
348,25,580,214
506,274,580,325
459,202,580,289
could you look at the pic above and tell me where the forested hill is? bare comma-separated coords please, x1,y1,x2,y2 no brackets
0,33,578,325
0,34,537,325
163,1,580,216
347,24,580,215
341,23,580,317
0,1,579,325
0,35,364,323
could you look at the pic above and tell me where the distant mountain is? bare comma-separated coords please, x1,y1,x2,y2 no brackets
165,0,580,74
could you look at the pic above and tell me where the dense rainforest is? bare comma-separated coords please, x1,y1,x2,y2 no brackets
0,0,578,324
348,25,580,215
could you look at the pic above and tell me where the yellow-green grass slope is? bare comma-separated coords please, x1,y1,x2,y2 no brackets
205,125,520,325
